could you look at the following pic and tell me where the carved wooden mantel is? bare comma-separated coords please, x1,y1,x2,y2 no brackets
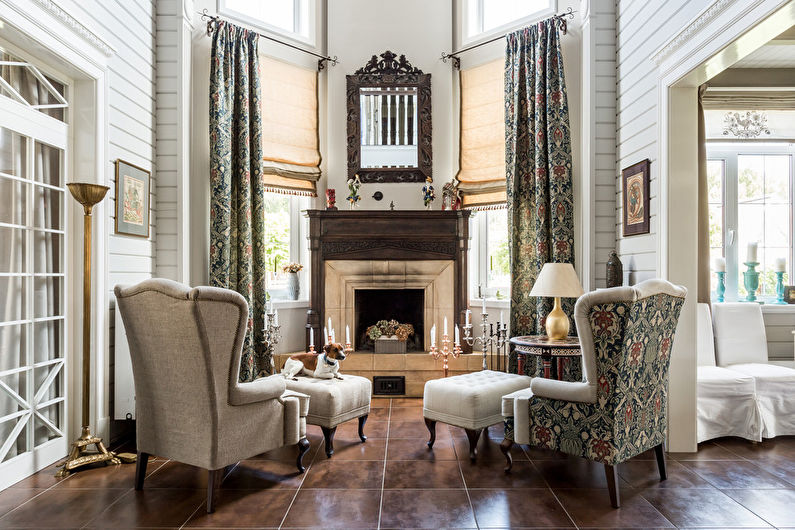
304,209,471,350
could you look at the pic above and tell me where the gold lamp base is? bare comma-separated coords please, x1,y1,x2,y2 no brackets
545,296,570,341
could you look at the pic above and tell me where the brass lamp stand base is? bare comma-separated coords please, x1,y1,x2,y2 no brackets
56,427,129,477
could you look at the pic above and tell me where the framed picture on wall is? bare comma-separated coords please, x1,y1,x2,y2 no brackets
114,159,151,238
622,159,650,237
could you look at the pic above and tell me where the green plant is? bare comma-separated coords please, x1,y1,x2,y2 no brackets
366,319,414,341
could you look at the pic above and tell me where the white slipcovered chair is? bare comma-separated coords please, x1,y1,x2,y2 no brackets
712,303,795,438
695,303,761,442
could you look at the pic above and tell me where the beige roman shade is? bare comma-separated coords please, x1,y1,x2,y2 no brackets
455,59,506,209
260,56,321,196
702,90,795,110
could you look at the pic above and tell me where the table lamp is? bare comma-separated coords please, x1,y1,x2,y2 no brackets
530,263,584,340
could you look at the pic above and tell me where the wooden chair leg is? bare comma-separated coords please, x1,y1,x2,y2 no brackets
358,414,368,443
296,438,310,473
206,469,223,513
464,428,483,463
654,443,667,481
500,438,513,473
604,463,620,508
321,426,337,458
134,452,148,490
424,418,436,449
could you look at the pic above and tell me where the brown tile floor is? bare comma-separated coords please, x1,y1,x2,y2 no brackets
1,398,793,529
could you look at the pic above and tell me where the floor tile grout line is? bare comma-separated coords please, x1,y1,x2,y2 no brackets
376,398,392,530
277,433,316,530
455,445,479,529
714,489,782,530
526,454,580,530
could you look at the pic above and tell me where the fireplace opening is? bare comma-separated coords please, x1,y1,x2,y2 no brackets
354,289,424,352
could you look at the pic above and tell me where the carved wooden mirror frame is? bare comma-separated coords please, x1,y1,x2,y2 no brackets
346,51,432,183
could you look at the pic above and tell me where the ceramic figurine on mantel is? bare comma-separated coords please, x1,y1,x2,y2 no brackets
422,176,435,210
347,174,362,209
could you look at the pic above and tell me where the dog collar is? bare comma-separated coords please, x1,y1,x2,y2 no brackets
322,353,337,366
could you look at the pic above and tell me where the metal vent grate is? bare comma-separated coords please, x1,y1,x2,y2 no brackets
373,375,405,395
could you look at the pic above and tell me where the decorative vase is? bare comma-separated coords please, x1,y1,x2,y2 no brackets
606,250,623,288
287,272,300,300
326,189,337,210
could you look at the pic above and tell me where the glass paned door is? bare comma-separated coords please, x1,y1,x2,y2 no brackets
0,115,67,485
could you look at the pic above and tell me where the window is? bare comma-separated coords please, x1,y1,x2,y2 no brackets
708,145,794,301
464,0,556,43
472,210,510,299
218,0,313,44
264,194,309,300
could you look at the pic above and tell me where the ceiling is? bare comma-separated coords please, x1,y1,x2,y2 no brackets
733,26,795,68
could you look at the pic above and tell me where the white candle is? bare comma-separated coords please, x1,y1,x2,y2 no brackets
443,316,448,337
324,326,328,343
500,310,504,324
747,242,758,263
454,324,460,345
430,324,436,348
310,327,314,347
713,257,726,272
465,309,471,326
346,325,350,344
274,309,279,327
775,257,787,272
331,328,336,343
328,317,332,333
482,297,486,314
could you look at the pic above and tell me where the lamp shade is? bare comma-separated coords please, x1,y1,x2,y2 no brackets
529,263,584,298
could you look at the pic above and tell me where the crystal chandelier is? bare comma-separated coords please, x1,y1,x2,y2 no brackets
722,111,771,139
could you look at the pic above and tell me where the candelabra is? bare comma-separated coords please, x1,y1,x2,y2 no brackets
264,311,281,371
743,262,760,303
715,271,726,303
429,330,461,378
462,310,509,371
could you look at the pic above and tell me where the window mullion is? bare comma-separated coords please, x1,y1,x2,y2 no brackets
725,153,739,300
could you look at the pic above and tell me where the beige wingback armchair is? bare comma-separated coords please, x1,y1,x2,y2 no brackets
114,279,310,512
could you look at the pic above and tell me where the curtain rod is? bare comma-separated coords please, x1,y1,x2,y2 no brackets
440,7,576,69
198,9,338,72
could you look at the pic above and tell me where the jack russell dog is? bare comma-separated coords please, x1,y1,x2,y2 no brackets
281,343,347,380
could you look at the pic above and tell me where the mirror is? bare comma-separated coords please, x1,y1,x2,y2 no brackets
347,51,431,183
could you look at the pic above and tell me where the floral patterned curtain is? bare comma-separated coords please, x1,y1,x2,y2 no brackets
506,20,576,377
209,21,270,381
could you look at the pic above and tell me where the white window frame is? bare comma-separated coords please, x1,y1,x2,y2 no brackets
708,142,795,303
217,0,317,48
268,195,310,304
469,210,511,304
461,0,557,47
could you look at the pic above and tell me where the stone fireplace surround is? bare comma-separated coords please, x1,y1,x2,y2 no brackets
279,210,482,396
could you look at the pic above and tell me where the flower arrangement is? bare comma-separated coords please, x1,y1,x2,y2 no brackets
282,262,303,273
366,319,415,342
347,174,362,208
422,176,435,209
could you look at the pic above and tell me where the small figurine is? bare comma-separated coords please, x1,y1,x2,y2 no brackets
389,200,395,210
422,177,435,210
347,174,362,209
441,182,461,211
325,188,337,210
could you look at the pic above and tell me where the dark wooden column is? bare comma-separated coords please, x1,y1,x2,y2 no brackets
304,210,471,351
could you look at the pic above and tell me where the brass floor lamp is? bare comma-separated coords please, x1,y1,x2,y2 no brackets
57,183,133,477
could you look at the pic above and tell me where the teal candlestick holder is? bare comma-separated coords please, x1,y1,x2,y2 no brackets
774,271,787,305
743,262,760,302
715,271,726,303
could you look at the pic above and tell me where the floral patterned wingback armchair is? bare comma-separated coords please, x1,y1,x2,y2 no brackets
502,279,686,508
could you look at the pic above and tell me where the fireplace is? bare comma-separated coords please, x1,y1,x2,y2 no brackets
354,289,424,352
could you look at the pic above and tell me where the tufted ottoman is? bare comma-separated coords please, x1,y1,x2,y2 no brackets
423,370,532,462
285,375,372,458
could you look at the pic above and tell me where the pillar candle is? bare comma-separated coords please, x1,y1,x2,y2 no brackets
454,325,460,345
443,316,448,336
747,242,758,263
274,309,279,327
331,328,336,343
346,325,350,344
328,317,332,334
500,310,504,324
776,257,786,272
713,256,726,272
309,327,314,347
323,326,328,343
482,297,486,314
430,324,436,348
465,309,471,326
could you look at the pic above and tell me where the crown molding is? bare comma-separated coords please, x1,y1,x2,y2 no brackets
651,0,736,65
29,0,116,57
